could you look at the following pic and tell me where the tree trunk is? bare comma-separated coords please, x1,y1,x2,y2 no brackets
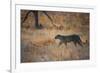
22,10,53,29
34,11,39,28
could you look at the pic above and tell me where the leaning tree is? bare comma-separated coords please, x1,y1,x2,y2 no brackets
21,10,53,29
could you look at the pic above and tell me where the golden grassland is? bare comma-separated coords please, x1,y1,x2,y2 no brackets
21,10,89,62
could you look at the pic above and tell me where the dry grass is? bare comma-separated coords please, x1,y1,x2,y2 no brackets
21,28,89,62
21,10,89,63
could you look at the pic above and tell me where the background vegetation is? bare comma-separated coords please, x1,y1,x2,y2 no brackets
21,10,89,63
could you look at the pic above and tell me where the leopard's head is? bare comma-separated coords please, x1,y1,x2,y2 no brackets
55,35,61,39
